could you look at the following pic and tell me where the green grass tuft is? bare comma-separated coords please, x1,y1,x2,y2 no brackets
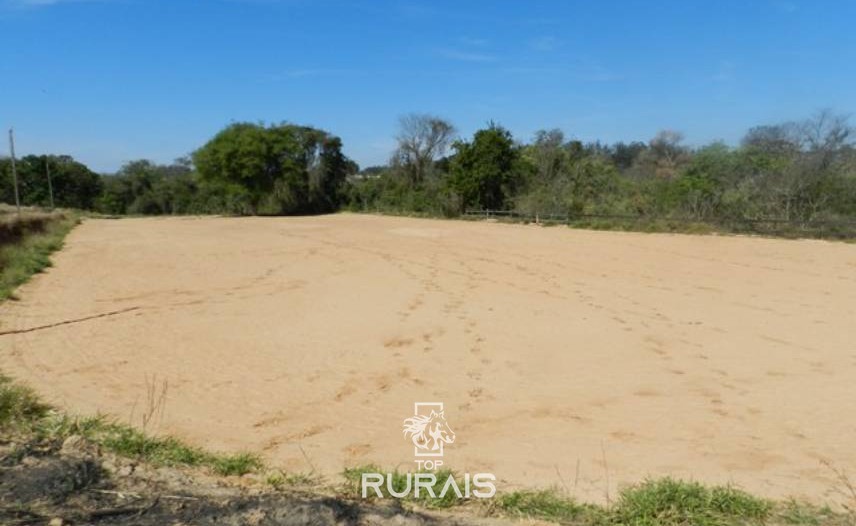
611,478,772,526
0,373,51,430
99,424,211,466
211,452,264,476
265,469,320,489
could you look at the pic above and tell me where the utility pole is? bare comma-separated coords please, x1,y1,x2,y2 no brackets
8,128,21,215
45,156,55,210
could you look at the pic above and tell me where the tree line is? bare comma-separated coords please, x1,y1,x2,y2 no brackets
2,113,855,231
351,111,856,227
0,122,356,216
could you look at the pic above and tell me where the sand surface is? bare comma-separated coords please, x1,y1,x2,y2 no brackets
1,214,855,503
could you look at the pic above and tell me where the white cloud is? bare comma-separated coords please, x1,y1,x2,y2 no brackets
457,36,489,47
771,1,798,13
437,48,497,63
712,60,735,83
529,36,560,52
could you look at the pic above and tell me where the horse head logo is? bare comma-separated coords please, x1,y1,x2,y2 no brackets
403,406,455,456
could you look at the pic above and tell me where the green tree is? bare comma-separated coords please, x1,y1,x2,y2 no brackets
563,156,622,215
193,122,354,215
672,143,742,219
96,159,217,215
517,130,568,219
448,124,524,210
0,155,102,209
740,111,854,220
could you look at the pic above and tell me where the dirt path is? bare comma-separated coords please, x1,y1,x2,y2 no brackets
1,214,855,504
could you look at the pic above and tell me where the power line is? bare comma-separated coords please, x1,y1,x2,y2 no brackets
8,128,20,215
45,156,55,210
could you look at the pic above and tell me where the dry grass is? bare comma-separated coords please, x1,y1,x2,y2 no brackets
0,212,78,300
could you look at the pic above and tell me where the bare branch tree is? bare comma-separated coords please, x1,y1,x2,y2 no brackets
636,129,689,178
392,114,456,184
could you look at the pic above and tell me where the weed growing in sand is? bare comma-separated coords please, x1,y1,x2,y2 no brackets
265,470,320,490
211,452,264,476
0,373,50,430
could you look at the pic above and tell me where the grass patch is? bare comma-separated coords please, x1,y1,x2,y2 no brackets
496,480,788,525
340,465,853,525
76,418,261,475
265,469,320,490
610,478,771,526
99,424,212,467
0,374,263,476
0,372,51,430
497,489,595,522
43,414,263,475
210,452,264,476
776,500,833,525
567,217,719,236
0,212,79,301
3,375,852,526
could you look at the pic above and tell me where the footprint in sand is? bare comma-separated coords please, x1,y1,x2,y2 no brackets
253,411,288,428
344,443,373,458
644,336,671,360
384,336,414,349
335,383,356,402
290,425,330,441
610,430,638,442
375,375,392,392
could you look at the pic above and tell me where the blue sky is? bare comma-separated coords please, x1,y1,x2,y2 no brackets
1,0,854,173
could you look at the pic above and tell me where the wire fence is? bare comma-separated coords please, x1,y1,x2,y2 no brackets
462,209,856,239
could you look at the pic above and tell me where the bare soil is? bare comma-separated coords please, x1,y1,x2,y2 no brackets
1,214,855,504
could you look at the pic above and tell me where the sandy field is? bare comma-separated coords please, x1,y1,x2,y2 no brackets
1,214,855,503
